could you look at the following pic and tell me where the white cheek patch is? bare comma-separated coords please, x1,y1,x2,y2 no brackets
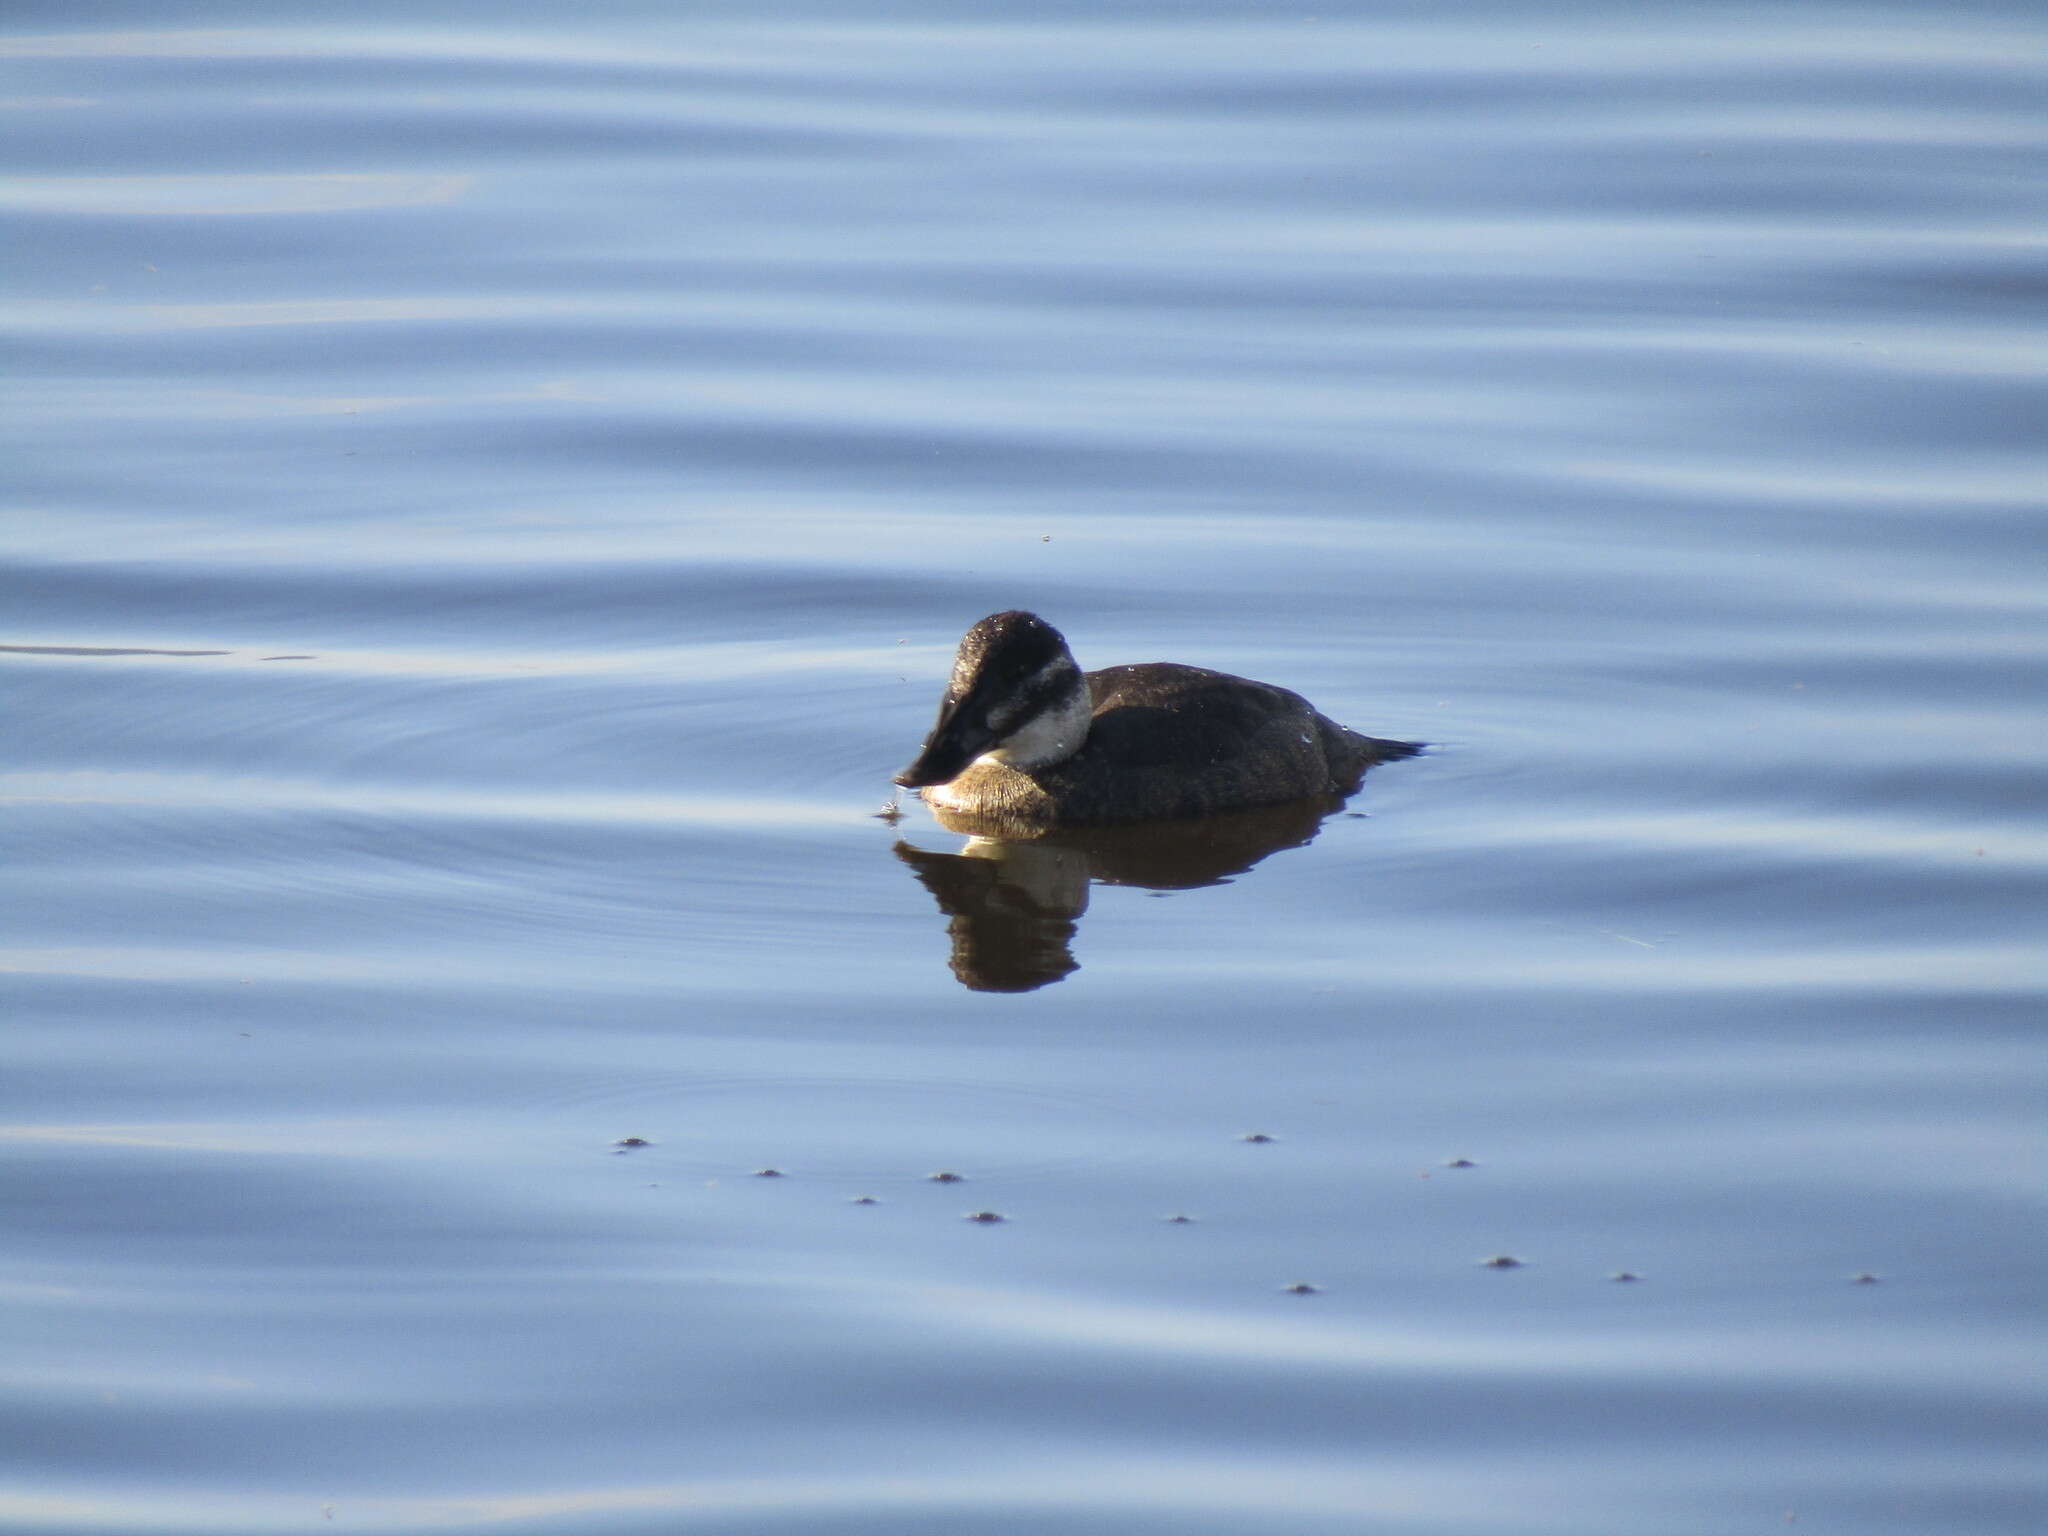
986,659,1066,735
981,667,1091,772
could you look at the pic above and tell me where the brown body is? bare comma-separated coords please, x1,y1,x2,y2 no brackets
911,653,1418,828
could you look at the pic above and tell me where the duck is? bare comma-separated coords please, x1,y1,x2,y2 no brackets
892,611,1419,827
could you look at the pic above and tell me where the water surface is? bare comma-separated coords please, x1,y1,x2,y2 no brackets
4,4,2044,1533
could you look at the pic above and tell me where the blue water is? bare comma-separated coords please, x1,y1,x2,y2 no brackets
4,4,2044,1534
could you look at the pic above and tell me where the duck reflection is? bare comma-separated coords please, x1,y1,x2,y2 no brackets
894,795,1350,993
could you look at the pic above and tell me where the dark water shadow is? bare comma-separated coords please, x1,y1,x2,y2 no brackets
0,643,232,657
894,795,1348,993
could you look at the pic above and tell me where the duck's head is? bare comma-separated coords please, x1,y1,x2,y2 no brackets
893,611,1092,788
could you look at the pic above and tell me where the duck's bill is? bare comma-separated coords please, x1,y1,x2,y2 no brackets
892,697,995,788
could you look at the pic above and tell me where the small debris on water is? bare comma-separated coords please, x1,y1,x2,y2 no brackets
850,1195,879,1205
1163,1213,1194,1224
1850,1271,1881,1284
964,1210,1006,1223
613,1137,651,1150
1240,1132,1276,1144
1281,1282,1320,1294
1480,1254,1524,1269
752,1167,786,1179
927,1170,966,1183
1444,1157,1477,1168
1610,1271,1644,1283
